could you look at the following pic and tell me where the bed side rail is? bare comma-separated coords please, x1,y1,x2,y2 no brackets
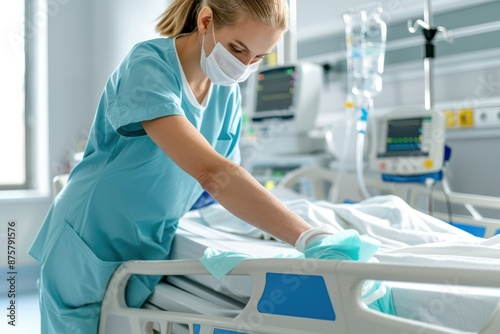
99,259,500,334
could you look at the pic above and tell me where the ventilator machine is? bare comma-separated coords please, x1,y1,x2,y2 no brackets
242,62,331,194
245,63,324,155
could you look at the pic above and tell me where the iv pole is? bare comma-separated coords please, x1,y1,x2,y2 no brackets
277,0,297,65
408,0,448,213
408,0,451,110
406,1,500,226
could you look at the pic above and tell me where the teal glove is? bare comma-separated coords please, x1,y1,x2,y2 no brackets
200,248,259,280
303,230,394,315
303,229,380,262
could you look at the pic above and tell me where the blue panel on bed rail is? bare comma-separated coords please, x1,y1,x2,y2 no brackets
449,222,486,237
213,329,248,334
496,229,500,236
193,324,248,334
257,273,336,321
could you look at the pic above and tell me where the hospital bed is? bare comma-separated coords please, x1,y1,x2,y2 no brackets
99,203,500,334
51,172,500,334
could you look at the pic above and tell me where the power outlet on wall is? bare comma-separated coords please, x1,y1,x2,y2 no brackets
474,108,500,128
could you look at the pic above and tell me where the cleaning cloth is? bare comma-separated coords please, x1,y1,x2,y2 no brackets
199,230,395,315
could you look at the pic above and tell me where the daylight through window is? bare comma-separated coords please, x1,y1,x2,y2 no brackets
0,2,27,188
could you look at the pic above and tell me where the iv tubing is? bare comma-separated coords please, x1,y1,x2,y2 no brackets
356,98,372,199
329,100,355,203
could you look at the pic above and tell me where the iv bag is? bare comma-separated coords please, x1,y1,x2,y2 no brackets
343,7,387,98
343,9,366,97
363,8,387,98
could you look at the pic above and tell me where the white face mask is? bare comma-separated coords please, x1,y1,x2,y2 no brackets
200,26,261,86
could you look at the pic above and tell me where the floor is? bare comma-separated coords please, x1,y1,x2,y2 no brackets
0,292,40,334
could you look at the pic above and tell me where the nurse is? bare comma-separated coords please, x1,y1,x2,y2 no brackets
29,0,335,332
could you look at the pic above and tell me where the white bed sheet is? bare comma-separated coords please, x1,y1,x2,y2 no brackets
169,213,500,332
169,211,295,302
197,194,482,251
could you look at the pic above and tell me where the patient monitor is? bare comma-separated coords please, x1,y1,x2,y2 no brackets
246,63,324,154
369,107,446,178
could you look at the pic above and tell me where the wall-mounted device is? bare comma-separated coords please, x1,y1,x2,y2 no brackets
245,63,324,155
370,107,446,178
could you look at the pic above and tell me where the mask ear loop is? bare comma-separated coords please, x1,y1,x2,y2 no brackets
211,22,217,46
202,21,217,57
201,32,211,61
200,10,216,54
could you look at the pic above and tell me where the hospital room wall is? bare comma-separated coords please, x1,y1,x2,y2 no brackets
299,1,500,200
0,0,167,269
318,61,500,199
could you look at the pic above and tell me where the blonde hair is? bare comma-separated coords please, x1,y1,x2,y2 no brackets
156,0,288,37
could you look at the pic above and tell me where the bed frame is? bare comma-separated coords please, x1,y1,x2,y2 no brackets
99,258,500,334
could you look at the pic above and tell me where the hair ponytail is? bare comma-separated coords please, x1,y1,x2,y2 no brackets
156,0,203,37
156,0,287,38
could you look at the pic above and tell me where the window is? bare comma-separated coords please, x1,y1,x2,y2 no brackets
0,1,27,189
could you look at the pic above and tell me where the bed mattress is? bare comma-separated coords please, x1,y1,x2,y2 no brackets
157,212,500,332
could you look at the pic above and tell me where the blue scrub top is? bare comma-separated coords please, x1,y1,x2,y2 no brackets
29,37,242,272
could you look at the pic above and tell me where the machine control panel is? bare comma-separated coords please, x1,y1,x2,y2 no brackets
370,108,446,176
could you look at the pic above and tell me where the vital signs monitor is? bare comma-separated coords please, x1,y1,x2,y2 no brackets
246,63,324,154
248,63,322,130
370,107,446,176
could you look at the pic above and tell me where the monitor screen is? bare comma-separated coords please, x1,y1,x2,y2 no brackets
254,66,297,119
379,117,429,158
370,110,445,175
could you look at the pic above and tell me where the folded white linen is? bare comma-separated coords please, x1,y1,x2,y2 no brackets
376,234,500,266
316,195,479,250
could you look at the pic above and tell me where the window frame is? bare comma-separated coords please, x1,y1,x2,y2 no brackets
0,0,31,190
24,0,34,191
0,0,49,198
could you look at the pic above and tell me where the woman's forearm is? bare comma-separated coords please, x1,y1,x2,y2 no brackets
198,159,312,246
